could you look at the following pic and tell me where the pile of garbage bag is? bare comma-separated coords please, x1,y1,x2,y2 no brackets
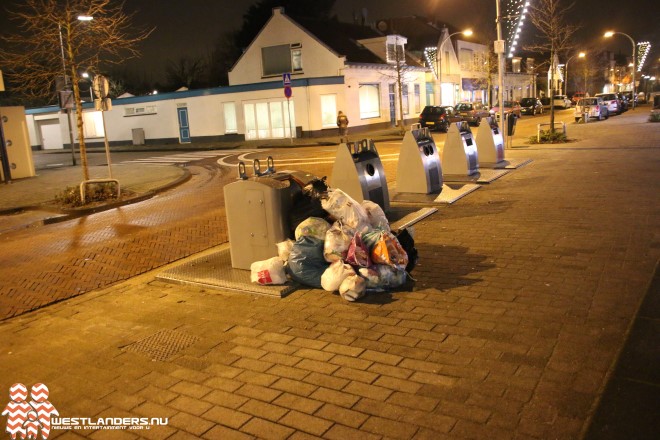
250,183,417,302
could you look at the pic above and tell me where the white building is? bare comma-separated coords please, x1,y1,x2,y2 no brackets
25,7,429,150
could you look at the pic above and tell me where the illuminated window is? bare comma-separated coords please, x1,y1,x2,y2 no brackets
402,84,409,115
359,84,380,119
223,102,237,134
321,94,337,128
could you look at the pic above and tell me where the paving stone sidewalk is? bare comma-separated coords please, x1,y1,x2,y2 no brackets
0,111,658,439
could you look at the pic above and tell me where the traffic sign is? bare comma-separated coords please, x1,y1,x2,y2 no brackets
284,85,292,99
282,73,291,86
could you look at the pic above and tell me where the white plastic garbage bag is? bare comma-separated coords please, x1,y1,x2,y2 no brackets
321,261,355,292
276,239,294,263
339,273,367,301
250,257,287,285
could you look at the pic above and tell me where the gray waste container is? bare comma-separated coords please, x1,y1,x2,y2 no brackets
223,159,293,270
330,139,390,211
396,124,442,194
442,121,479,176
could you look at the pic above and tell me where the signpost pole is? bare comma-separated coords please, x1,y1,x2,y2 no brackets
283,73,293,144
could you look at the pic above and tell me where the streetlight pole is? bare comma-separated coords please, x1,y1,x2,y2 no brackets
604,31,636,109
495,0,505,136
58,23,77,166
564,52,585,96
438,29,473,106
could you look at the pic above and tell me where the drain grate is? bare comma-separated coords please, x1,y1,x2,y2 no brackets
124,329,200,361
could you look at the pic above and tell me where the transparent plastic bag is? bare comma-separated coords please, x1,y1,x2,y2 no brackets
323,221,353,262
295,217,331,241
362,200,390,231
321,189,371,233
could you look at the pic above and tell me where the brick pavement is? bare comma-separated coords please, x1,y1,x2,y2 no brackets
0,111,658,439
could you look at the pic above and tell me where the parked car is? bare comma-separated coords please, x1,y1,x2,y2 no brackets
519,97,544,115
574,97,608,122
571,92,589,105
489,101,522,118
454,102,490,126
595,93,621,115
617,93,629,112
418,105,462,132
636,92,647,104
552,95,572,109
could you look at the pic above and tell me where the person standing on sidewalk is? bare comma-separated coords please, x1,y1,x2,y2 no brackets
337,111,349,143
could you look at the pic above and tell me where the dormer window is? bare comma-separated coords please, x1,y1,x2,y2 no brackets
262,43,303,77
385,35,407,64
386,42,405,64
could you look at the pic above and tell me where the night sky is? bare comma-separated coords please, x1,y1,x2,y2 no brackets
1,0,658,84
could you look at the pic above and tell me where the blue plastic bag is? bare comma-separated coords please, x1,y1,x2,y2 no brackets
286,236,329,288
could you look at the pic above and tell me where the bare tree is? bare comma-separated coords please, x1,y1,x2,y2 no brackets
526,0,579,133
165,56,207,90
0,0,153,180
380,37,418,135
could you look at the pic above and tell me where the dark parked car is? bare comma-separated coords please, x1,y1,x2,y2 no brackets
616,93,629,112
418,105,462,132
519,97,544,115
454,102,490,126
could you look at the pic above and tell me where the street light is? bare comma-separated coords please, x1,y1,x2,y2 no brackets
604,31,637,109
58,15,94,165
438,29,473,105
564,52,585,96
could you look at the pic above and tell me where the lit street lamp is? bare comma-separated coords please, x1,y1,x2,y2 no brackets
604,31,637,109
564,52,585,96
58,14,94,165
438,29,473,105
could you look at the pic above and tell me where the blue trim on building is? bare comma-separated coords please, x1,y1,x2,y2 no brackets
25,76,346,113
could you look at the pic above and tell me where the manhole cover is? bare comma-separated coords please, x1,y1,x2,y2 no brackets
123,329,200,361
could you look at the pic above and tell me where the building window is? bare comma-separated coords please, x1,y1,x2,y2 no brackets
320,94,337,128
124,105,157,117
460,49,473,71
402,84,409,115
512,58,521,73
359,84,380,119
387,43,405,64
223,102,237,134
292,48,303,72
414,84,421,113
262,44,303,77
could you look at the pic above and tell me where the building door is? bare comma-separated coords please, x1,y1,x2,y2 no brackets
388,84,396,126
177,107,191,143
38,119,64,150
